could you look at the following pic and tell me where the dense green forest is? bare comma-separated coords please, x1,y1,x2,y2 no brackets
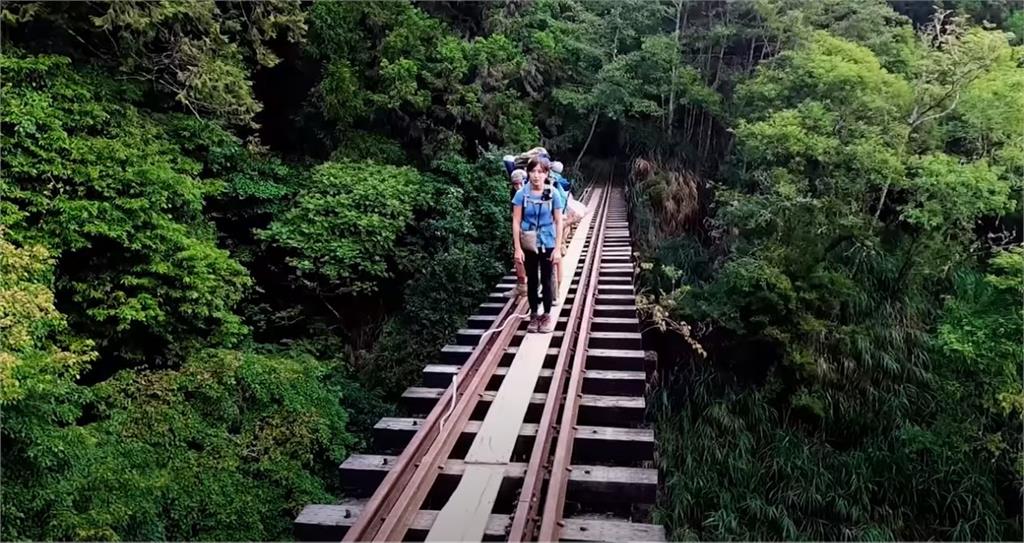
1,0,1020,540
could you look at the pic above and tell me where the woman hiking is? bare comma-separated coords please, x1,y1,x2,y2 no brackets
504,168,529,298
512,157,564,333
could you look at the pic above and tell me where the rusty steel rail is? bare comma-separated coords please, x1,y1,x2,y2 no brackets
342,294,526,542
507,183,611,542
536,182,613,542
369,301,524,542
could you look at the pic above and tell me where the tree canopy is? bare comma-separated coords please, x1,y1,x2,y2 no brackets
1,0,1020,540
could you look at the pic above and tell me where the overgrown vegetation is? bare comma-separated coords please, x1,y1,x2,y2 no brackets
625,1,1021,540
1,0,1020,540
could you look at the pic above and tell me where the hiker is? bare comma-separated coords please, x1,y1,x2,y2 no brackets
513,147,550,170
504,169,529,298
546,169,570,298
552,161,587,227
502,155,517,177
550,161,571,193
509,167,527,194
512,157,564,333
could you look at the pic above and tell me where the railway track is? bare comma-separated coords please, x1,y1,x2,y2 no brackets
295,183,662,542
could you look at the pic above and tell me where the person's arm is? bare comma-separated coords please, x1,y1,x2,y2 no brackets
551,209,563,262
512,204,524,263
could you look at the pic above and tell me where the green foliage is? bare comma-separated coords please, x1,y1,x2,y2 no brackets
367,243,503,396
519,0,721,155
0,233,93,431
900,154,1015,230
1007,9,1024,44
905,21,1020,155
331,131,409,166
1,233,352,541
365,154,509,395
1,53,251,364
757,0,920,73
261,160,421,294
1,0,307,125
307,0,536,157
3,346,353,541
0,52,362,542
159,114,310,259
654,360,1019,540
735,31,913,126
951,36,1024,162
937,247,1024,419
639,14,1023,541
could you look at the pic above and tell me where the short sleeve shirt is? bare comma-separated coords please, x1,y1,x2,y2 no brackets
555,185,569,212
513,186,564,250
551,172,571,193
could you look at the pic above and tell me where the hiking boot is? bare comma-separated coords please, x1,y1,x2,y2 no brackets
527,314,541,333
538,314,555,333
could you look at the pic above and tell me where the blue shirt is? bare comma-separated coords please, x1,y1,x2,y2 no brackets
553,184,569,212
513,186,564,250
550,172,571,193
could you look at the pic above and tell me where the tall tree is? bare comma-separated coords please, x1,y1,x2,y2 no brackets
1,0,307,126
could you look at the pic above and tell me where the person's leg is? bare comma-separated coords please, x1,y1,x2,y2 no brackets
552,258,561,299
524,250,541,332
556,242,569,298
552,219,569,301
538,249,555,332
516,259,527,295
503,257,528,297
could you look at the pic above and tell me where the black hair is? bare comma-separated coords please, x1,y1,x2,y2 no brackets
526,156,550,174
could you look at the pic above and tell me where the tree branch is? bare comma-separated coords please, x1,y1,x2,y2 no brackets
910,92,962,130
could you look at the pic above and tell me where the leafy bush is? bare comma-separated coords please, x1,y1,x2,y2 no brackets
363,154,509,395
0,234,94,437
1,232,354,541
3,346,353,541
331,130,409,166
306,1,536,158
1,1,307,125
1,54,250,366
639,14,1022,541
261,160,421,294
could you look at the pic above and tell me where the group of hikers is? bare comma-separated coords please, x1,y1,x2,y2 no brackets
501,147,584,334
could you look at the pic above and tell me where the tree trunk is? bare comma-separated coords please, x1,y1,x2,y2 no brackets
667,0,686,138
711,43,726,89
704,110,714,162
696,111,706,159
686,105,695,143
704,44,713,77
574,113,600,172
747,33,756,72
874,182,891,220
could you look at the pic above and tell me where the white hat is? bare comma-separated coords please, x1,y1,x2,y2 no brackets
551,161,564,173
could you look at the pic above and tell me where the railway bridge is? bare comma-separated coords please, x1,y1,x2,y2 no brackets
294,183,663,542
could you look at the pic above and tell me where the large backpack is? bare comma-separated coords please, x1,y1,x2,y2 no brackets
513,147,550,169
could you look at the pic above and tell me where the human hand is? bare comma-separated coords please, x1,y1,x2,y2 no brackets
515,249,525,263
